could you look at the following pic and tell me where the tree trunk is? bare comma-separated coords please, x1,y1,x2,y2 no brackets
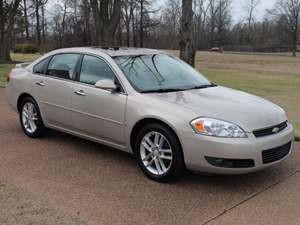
35,0,41,47
23,0,30,40
139,0,144,47
292,28,298,57
41,3,46,46
117,23,122,46
132,11,137,46
179,0,195,67
0,0,22,62
83,1,91,45
91,0,121,46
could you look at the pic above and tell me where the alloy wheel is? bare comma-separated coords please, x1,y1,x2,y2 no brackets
21,102,38,134
140,131,173,176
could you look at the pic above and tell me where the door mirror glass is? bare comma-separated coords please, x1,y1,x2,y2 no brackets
95,79,117,91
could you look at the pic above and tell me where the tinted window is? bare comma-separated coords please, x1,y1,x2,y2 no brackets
46,54,80,80
114,54,211,92
80,55,115,85
33,58,49,74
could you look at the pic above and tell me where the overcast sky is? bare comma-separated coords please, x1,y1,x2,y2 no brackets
158,0,276,23
231,0,276,22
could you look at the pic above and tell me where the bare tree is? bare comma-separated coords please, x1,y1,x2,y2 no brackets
243,0,260,44
90,0,121,46
0,0,22,62
273,0,300,56
122,0,137,46
180,0,195,67
23,0,29,40
32,0,48,47
216,0,231,46
207,0,218,47
193,0,207,49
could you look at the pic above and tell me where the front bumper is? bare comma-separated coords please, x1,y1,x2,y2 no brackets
180,123,294,174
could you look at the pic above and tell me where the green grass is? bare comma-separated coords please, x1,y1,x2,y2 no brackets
200,68,300,140
0,64,14,87
0,53,40,87
11,53,40,62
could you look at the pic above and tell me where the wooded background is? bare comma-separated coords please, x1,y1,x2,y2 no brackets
0,0,300,62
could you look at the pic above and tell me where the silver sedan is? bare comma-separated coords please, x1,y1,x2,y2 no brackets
6,47,294,182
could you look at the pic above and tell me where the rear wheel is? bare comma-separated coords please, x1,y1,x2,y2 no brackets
19,97,47,138
134,123,185,182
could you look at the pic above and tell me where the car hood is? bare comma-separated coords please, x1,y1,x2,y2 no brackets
146,86,287,132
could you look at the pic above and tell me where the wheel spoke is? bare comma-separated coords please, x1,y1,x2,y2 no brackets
158,158,167,172
154,133,160,145
142,152,153,162
160,148,172,153
154,158,163,174
28,103,34,114
146,158,155,167
145,137,154,148
32,114,38,121
141,141,153,152
160,155,172,161
22,111,28,118
28,120,36,132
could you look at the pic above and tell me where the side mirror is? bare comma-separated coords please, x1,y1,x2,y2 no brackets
95,79,117,92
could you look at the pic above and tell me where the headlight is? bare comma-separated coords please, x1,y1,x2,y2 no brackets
190,117,248,138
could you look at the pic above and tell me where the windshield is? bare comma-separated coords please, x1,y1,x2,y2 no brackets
114,54,212,93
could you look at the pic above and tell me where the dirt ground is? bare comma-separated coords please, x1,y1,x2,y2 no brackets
0,88,300,225
0,182,92,225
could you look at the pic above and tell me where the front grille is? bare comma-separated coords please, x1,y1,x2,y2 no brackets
205,157,255,168
262,141,292,164
253,121,288,138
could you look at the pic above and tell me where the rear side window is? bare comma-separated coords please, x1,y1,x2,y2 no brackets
80,55,115,85
46,54,80,80
33,58,50,74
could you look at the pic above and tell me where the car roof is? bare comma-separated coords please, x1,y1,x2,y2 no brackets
49,47,165,57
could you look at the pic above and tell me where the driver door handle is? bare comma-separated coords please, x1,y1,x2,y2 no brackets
35,81,45,87
74,90,86,96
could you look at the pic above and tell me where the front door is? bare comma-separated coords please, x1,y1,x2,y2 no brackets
37,53,81,129
71,55,127,147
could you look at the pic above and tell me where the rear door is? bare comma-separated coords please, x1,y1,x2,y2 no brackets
36,53,81,129
71,54,127,147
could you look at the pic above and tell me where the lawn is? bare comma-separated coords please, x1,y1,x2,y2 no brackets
0,51,299,140
0,53,40,87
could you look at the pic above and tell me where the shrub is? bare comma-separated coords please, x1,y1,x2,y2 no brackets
13,43,39,54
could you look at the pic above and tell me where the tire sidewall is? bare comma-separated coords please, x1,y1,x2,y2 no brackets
134,123,184,182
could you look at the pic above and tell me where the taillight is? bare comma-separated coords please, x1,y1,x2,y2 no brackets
7,69,12,82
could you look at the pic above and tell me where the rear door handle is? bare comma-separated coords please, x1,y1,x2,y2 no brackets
35,81,45,87
74,90,86,96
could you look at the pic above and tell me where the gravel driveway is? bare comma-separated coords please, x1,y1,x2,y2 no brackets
0,88,299,225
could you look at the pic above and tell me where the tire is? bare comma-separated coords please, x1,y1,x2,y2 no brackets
134,123,185,182
19,97,47,138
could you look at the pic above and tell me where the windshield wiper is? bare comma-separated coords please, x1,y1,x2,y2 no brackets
141,88,186,93
188,83,218,90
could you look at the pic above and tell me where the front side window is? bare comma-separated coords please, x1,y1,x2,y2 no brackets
46,54,80,80
80,55,115,85
114,54,212,93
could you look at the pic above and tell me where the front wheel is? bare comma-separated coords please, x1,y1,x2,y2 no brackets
19,97,47,138
134,123,185,182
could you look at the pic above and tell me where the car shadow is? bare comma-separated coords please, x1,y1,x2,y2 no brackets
46,128,297,194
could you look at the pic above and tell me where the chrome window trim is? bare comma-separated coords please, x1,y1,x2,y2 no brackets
31,52,128,95
79,53,127,95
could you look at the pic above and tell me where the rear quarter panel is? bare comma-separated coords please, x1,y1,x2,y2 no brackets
5,68,37,112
